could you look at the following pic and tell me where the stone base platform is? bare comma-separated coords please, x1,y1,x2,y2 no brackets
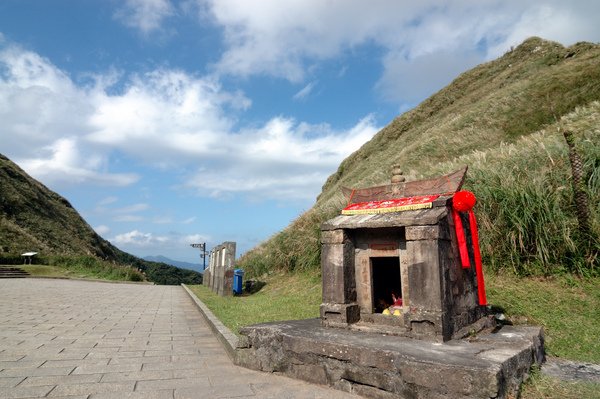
235,319,544,399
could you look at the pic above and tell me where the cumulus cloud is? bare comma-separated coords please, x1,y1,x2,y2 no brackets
200,0,600,99
0,45,138,187
114,0,175,34
184,115,379,200
112,230,168,247
111,230,209,248
7,1,596,201
86,69,250,165
0,41,378,201
16,138,138,187
485,3,600,59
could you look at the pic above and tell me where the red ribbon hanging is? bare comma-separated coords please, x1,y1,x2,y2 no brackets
452,208,470,269
452,191,488,306
469,209,487,306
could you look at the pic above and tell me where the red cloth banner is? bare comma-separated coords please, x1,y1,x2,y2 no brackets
342,194,440,215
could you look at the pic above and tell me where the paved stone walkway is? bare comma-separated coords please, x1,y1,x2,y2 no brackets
0,279,357,399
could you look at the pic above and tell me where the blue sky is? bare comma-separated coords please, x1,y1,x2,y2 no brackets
1,1,599,264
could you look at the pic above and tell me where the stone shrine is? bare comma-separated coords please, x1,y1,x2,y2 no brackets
236,168,544,398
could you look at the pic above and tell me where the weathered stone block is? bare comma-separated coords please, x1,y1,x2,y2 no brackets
321,241,355,304
405,225,449,240
290,363,329,385
321,229,347,244
320,303,360,325
406,259,443,312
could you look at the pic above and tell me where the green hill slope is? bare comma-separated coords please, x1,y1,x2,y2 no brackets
0,154,124,259
239,37,600,276
0,154,202,285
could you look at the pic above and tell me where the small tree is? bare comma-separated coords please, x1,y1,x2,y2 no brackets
561,128,598,270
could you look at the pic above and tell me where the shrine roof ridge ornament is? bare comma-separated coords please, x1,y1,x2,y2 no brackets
341,166,467,205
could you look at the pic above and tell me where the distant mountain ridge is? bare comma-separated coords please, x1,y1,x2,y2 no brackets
144,255,203,272
0,154,202,285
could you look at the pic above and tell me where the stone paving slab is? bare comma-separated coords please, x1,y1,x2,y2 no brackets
0,279,358,399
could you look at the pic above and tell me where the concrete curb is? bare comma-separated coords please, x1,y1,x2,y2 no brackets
181,284,239,361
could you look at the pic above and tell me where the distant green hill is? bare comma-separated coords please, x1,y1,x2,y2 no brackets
144,255,204,273
0,154,202,285
239,37,600,276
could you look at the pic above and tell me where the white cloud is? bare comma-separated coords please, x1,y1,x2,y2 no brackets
153,216,174,224
114,203,150,213
293,81,317,101
16,138,138,187
86,69,250,165
485,3,600,59
181,234,208,245
184,115,379,200
114,0,175,34
111,229,209,249
112,230,168,247
0,45,138,188
98,196,118,206
94,225,111,235
200,0,600,94
113,215,145,222
107,203,150,222
9,0,598,202
0,42,378,201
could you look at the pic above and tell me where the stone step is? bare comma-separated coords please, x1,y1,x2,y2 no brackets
0,267,30,278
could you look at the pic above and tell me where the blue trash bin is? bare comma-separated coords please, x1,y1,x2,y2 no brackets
233,269,245,295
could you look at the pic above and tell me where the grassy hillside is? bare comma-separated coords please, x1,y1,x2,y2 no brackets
0,154,122,259
0,154,202,285
238,37,600,277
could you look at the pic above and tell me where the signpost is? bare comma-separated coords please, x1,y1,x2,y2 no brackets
190,243,207,271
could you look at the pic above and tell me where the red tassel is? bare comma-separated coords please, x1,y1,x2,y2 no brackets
452,209,470,269
469,210,487,306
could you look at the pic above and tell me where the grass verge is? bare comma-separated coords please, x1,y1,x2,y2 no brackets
4,256,146,282
520,368,600,399
486,273,600,363
187,271,322,335
19,264,73,278
41,255,146,282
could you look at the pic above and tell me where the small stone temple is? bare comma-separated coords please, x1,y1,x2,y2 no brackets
320,189,484,340
203,241,236,296
236,167,544,399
